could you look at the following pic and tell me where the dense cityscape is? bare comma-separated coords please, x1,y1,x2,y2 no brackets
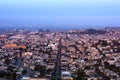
0,27,120,80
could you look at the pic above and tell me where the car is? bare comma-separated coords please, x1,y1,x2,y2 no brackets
61,71,73,80
22,77,30,80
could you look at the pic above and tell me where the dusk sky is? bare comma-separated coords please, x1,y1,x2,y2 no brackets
0,0,120,27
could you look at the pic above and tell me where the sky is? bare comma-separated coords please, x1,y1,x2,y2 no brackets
0,0,120,28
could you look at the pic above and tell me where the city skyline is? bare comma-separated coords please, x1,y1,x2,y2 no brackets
0,1,120,80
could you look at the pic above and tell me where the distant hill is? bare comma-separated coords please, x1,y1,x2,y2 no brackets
80,29,107,35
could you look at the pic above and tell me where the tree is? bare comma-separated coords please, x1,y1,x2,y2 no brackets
76,69,88,80
0,71,6,77
104,62,109,69
34,64,46,77
22,69,27,75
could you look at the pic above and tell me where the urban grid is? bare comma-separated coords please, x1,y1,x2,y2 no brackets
0,27,120,80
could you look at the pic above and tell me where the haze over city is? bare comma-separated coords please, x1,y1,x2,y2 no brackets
0,0,120,29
